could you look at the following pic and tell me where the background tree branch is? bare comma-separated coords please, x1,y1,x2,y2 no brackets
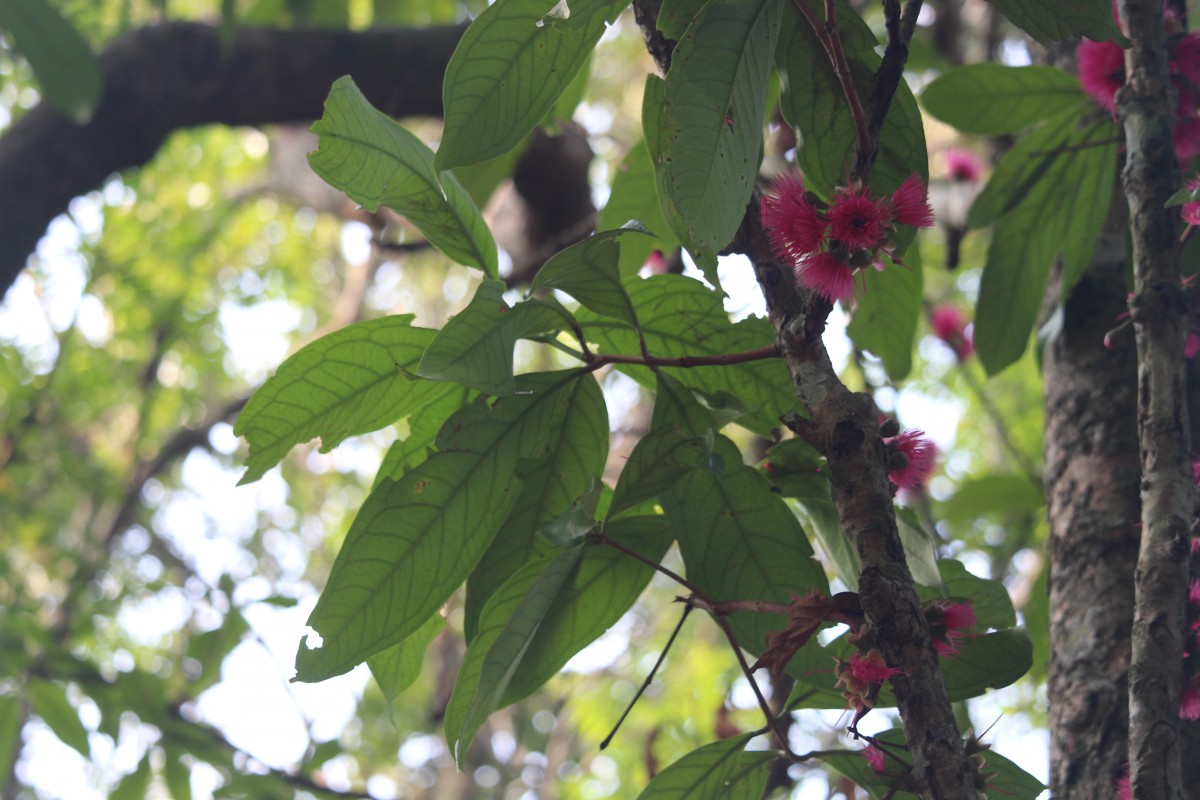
0,20,467,299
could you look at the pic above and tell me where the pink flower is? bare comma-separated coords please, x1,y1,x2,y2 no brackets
1184,178,1200,228
1077,39,1125,113
890,174,935,228
761,173,828,259
1115,769,1131,800
849,649,903,683
827,186,892,251
1181,680,1200,720
1175,117,1200,164
796,251,857,303
884,428,937,491
1189,578,1200,608
945,148,984,183
862,744,886,774
1188,332,1200,360
928,600,977,658
1173,33,1200,89
930,305,975,361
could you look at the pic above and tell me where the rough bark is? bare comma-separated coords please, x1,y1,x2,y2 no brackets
1117,0,1193,796
1045,186,1142,797
0,20,467,299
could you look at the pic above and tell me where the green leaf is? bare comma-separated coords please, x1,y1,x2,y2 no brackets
598,141,682,278
775,3,927,224
657,0,710,39
653,0,781,278
987,0,1123,44
448,517,672,757
973,111,1117,374
636,733,775,800
234,315,441,485
464,373,608,638
532,224,651,328
940,475,1044,523
540,477,604,546
651,371,719,438
163,747,192,800
921,65,1084,135
452,134,530,207
436,0,626,168
846,246,923,381
941,628,1033,700
28,680,89,758
663,433,829,656
110,755,153,800
609,423,709,517
896,507,941,587
916,560,1017,631
374,385,473,485
367,614,443,724
417,280,519,394
768,466,858,591
0,695,23,786
0,0,102,123
578,275,793,436
308,76,498,275
184,609,249,693
450,545,584,764
294,372,581,682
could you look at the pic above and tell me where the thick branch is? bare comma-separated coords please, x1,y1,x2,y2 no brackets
1118,0,1193,796
0,20,467,300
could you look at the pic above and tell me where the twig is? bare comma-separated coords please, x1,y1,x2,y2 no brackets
865,0,924,177
600,603,694,749
592,530,707,598
709,611,799,758
582,343,781,374
692,597,792,616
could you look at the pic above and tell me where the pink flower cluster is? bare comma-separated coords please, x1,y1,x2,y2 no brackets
835,648,902,713
1077,19,1200,164
761,174,935,303
883,427,937,492
926,600,977,658
1180,578,1200,720
930,305,975,362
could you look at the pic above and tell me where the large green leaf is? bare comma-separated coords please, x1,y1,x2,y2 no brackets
988,0,1123,44
417,284,570,395
436,0,626,169
653,0,782,276
940,474,1044,523
597,141,681,277
447,518,672,762
940,628,1033,700
608,423,709,518
921,64,1084,135
663,434,829,656
234,315,441,485
451,545,585,764
974,112,1117,374
846,246,923,381
29,680,90,758
896,507,941,588
637,733,776,800
775,1,928,229
578,275,794,436
656,0,710,39
0,0,102,123
367,614,443,723
294,372,580,681
764,449,859,590
532,224,651,328
464,373,609,639
308,76,498,275
374,384,473,485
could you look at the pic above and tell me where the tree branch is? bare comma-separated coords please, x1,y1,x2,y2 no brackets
0,20,467,300
1117,0,1193,796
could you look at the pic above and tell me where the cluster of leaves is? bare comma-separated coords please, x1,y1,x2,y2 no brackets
221,0,1127,791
